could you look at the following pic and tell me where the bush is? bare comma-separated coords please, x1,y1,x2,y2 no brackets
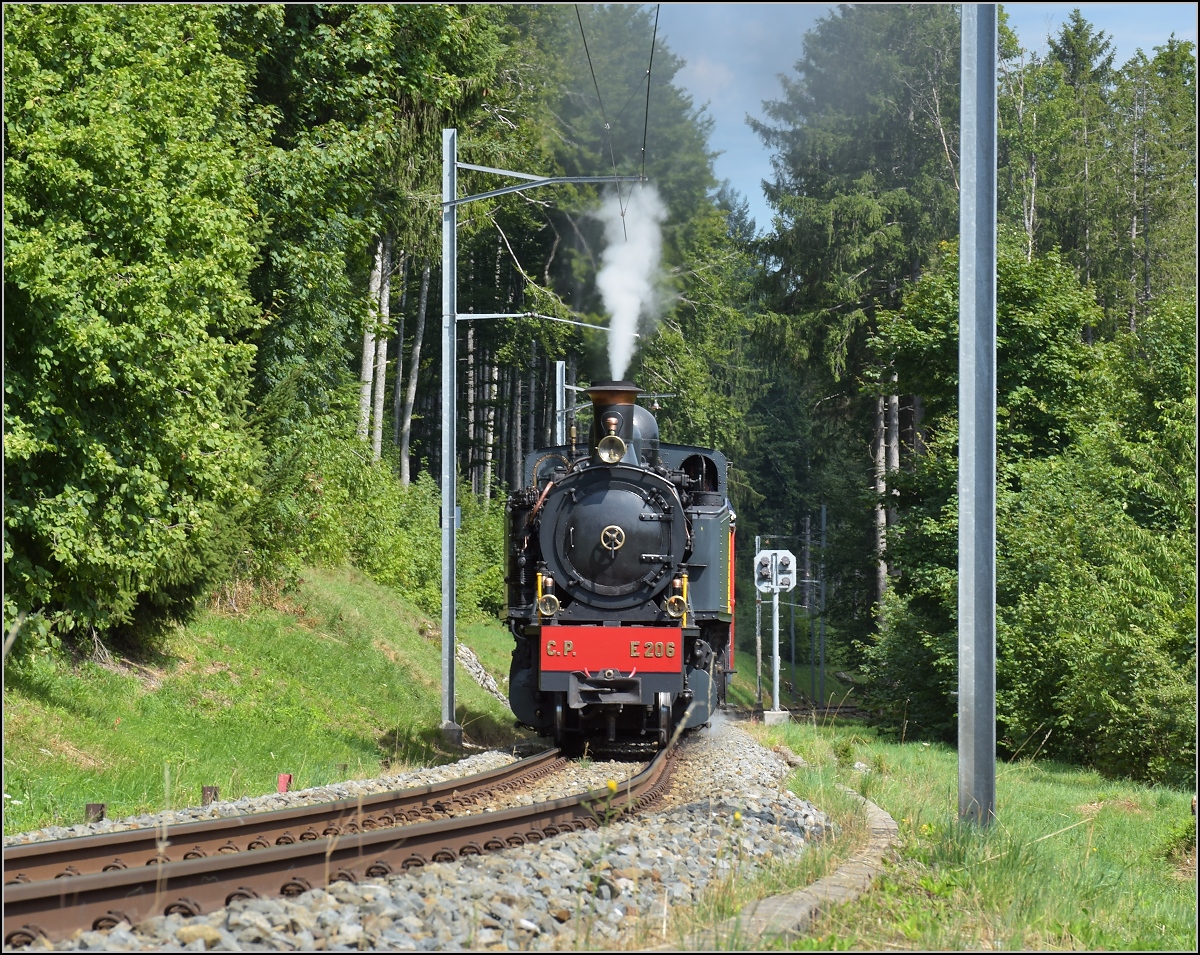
244,396,505,622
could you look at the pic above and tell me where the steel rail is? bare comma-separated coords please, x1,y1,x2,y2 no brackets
4,746,676,947
4,750,565,885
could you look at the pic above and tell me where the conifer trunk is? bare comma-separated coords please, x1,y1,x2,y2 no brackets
513,366,524,487
874,394,887,614
497,369,511,493
540,351,551,448
526,340,537,454
391,252,409,446
887,382,900,526
466,324,476,493
483,357,498,500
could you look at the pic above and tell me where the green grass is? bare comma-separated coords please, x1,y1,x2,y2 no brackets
2,566,528,835
736,718,1198,952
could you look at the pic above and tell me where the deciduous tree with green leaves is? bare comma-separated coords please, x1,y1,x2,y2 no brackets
4,4,264,650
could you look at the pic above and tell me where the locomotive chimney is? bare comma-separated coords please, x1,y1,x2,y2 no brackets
585,380,642,464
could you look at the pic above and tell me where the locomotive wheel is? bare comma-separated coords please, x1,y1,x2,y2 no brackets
553,703,566,747
656,692,671,748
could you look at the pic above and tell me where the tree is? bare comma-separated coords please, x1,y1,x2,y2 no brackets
752,2,962,377
1105,39,1197,329
1038,10,1118,323
215,3,509,579
997,11,1074,262
4,4,263,649
398,261,432,486
226,3,502,418
995,11,1195,335
640,190,766,468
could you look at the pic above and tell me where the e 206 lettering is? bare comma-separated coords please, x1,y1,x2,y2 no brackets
630,640,675,659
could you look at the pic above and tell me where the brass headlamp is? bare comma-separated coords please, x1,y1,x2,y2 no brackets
596,434,626,464
664,576,688,618
537,574,560,617
596,412,626,463
664,594,687,618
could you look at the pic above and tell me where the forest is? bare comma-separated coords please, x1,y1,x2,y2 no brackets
4,4,1195,785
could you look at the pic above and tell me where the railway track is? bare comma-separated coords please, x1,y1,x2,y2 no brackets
4,746,677,947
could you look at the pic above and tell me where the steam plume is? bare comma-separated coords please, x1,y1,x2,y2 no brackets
594,185,666,381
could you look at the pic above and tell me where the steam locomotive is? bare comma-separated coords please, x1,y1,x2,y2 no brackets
505,381,735,750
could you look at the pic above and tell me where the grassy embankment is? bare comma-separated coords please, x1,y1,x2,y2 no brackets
2,566,527,835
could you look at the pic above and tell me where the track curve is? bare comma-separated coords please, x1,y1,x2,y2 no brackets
3,746,676,947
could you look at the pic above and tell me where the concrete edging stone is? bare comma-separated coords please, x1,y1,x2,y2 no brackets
644,782,899,951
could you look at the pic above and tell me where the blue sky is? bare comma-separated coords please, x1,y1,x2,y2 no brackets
656,2,1198,232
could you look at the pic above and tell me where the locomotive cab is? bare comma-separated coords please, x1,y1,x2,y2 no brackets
505,380,735,751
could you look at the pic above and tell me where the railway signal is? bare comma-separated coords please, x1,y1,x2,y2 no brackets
756,555,773,591
753,549,796,594
754,548,797,721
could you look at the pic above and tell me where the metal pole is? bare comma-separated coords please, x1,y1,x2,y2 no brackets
958,4,997,826
772,589,781,711
806,514,814,702
754,534,762,706
819,505,826,706
790,596,795,702
440,130,462,746
555,360,566,445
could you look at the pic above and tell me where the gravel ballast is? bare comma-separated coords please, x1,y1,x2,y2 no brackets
5,720,833,952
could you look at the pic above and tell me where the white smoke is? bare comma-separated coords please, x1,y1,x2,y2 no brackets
593,185,667,381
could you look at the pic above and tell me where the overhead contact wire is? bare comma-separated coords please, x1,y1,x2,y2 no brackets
576,4,628,238
613,72,649,125
641,5,660,183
